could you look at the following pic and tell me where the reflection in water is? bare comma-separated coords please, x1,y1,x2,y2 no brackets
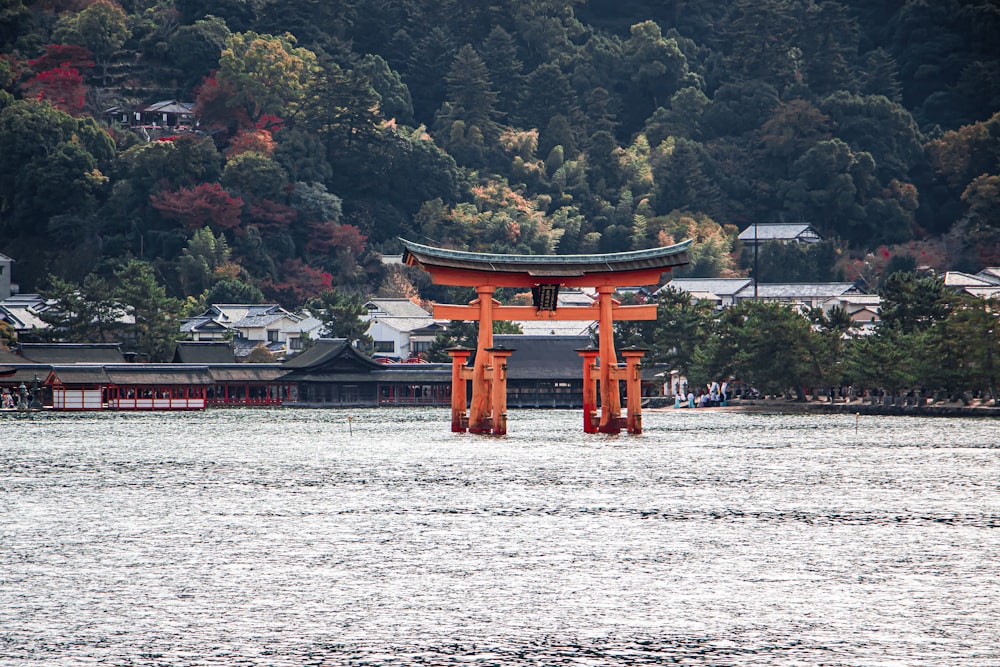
1,408,998,665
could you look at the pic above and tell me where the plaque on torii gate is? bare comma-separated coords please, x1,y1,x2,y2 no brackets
401,238,692,435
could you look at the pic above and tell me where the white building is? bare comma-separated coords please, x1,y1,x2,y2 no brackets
738,222,823,249
362,298,445,361
181,304,323,358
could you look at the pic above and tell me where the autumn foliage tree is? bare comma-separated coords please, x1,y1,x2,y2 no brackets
150,182,244,233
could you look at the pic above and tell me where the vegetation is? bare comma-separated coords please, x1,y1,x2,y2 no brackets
653,273,999,405
1,1,997,394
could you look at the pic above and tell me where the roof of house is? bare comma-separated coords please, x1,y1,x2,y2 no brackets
977,267,1000,284
657,278,753,296
139,100,196,115
735,282,860,299
962,285,1000,299
738,223,822,242
368,316,444,335
173,341,235,364
363,298,431,318
494,334,592,380
0,294,55,330
942,271,997,287
17,343,125,364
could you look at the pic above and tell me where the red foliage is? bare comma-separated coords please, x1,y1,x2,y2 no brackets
225,128,275,158
246,199,298,233
28,44,93,74
305,220,367,256
259,258,333,308
193,74,251,135
255,114,284,133
150,183,245,233
23,66,87,114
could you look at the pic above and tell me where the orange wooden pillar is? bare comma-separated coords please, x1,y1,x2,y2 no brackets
446,346,472,432
621,346,647,434
468,285,496,434
596,286,623,434
487,345,515,435
576,346,600,433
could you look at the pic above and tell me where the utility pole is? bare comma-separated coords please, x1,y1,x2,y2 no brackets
753,223,759,300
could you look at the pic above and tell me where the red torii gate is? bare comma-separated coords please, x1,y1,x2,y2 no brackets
401,239,691,435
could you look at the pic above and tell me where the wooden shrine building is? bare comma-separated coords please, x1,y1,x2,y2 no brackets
401,239,692,435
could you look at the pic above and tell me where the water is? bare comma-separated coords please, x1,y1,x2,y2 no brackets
1,408,998,666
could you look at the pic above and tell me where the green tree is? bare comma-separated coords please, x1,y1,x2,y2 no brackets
206,279,264,304
0,100,113,243
650,286,714,374
913,294,1000,403
177,227,231,296
357,54,414,126
479,26,524,118
307,288,372,346
843,328,917,396
621,20,698,133
217,31,319,125
113,260,184,362
691,300,826,399
51,0,131,86
168,16,231,92
221,151,288,201
36,273,125,342
878,271,948,335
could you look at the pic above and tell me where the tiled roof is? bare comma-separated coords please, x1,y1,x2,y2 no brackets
657,278,753,296
736,283,859,299
738,223,822,241
173,341,235,364
363,298,431,318
17,343,125,364
368,316,443,334
494,335,592,379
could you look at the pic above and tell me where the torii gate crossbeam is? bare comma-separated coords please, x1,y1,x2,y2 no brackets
401,239,691,435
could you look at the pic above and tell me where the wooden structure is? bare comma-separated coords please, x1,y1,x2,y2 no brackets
401,239,691,435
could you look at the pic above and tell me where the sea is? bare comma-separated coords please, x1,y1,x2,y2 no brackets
1,407,998,666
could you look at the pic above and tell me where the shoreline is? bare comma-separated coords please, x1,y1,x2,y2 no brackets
651,397,1000,418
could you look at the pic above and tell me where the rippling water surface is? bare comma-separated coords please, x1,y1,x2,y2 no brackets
1,408,998,666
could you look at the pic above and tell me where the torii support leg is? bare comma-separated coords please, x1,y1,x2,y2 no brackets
621,347,647,434
445,347,472,432
487,346,514,435
577,347,600,433
468,286,495,434
596,286,623,434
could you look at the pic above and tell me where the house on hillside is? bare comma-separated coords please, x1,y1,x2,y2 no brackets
656,278,753,308
734,282,863,310
0,294,55,338
738,223,823,249
128,100,198,128
362,298,447,361
821,293,882,332
977,267,1000,284
181,304,323,359
942,270,1000,299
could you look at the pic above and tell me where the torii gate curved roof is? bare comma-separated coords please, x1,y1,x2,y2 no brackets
400,238,692,287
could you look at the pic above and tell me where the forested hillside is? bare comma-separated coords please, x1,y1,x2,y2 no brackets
1,0,998,307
